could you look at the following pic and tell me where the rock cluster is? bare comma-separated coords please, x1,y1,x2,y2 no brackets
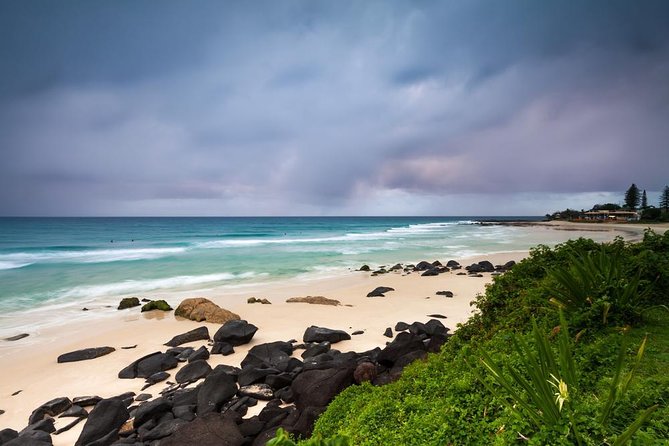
9,313,452,445
359,258,516,278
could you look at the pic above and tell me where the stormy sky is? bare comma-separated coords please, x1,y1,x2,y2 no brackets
1,1,668,216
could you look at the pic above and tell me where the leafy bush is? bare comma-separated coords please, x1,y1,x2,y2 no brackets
273,232,669,445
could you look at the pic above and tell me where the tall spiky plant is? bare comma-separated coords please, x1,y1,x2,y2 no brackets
473,312,657,445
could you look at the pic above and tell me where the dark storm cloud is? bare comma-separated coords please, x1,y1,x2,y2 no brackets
1,0,668,215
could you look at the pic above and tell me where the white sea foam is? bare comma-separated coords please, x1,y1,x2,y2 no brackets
196,221,459,249
58,272,257,299
0,260,31,270
0,247,187,266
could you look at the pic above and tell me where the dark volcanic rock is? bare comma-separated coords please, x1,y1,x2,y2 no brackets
59,405,87,418
377,332,426,367
413,261,433,271
145,371,170,386
358,264,370,271
0,428,18,443
141,300,172,312
187,346,210,363
72,396,102,407
394,321,409,332
351,330,364,335
291,366,355,410
141,418,187,442
383,327,393,338
446,260,460,268
300,342,331,359
57,347,115,363
3,333,29,341
303,326,350,344
75,398,129,446
175,360,212,384
241,341,293,369
427,313,447,319
436,290,454,297
164,327,210,347
196,367,238,415
238,367,280,387
156,413,244,446
421,268,440,276
29,397,72,424
366,286,395,297
119,352,178,379
117,297,140,310
213,320,258,346
211,342,234,355
133,397,172,428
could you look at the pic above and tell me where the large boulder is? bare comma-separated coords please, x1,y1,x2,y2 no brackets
377,332,426,367
156,413,244,446
133,397,173,429
57,347,115,363
285,296,340,306
197,367,238,415
28,397,72,425
174,298,240,324
118,352,178,379
240,341,293,369
291,366,355,410
75,398,129,446
213,320,258,346
175,360,212,384
303,326,350,344
164,327,210,347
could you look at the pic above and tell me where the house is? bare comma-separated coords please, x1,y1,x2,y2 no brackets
582,210,640,221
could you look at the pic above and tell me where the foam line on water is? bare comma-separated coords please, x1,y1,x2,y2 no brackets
0,247,188,266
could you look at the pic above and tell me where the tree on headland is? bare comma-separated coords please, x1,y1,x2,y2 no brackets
641,190,648,209
592,203,621,211
624,183,640,210
661,185,669,212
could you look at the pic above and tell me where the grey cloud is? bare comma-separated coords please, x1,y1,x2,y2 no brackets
1,1,669,215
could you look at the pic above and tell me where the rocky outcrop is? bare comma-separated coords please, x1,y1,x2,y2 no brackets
285,296,341,306
174,298,239,324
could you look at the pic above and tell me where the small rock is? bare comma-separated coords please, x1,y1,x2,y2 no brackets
121,345,137,349
286,296,340,306
383,327,393,338
72,396,102,407
3,333,29,341
436,291,454,297
303,326,350,344
358,265,370,271
135,393,152,402
211,342,234,355
351,330,364,335
247,297,272,304
427,314,447,319
141,300,173,312
366,286,395,297
117,297,141,310
187,346,210,362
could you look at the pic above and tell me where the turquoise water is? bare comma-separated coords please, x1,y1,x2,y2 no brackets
0,217,546,314
11,215,636,338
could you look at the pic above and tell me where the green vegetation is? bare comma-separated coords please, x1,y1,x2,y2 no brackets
624,184,641,211
296,232,669,445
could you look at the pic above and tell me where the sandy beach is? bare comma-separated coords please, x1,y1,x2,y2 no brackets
1,222,666,444
0,251,525,443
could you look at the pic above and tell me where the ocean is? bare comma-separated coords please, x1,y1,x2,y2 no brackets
0,216,605,337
